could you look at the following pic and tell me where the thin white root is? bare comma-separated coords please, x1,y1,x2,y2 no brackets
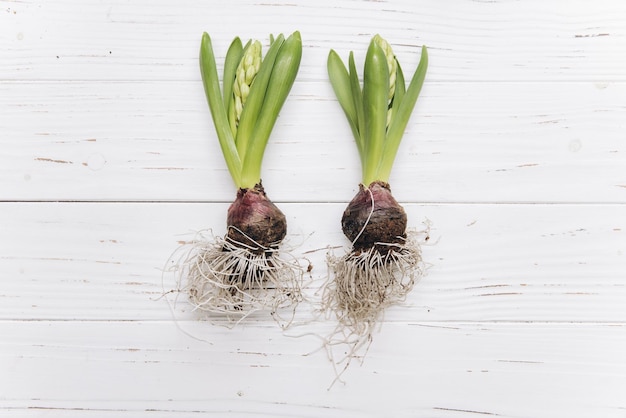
325,234,423,332
168,230,304,328
322,231,426,386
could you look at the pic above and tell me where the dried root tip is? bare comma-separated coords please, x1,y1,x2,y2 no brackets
342,181,407,252
320,234,424,386
226,183,287,254
325,233,424,335
166,185,298,325
182,235,302,324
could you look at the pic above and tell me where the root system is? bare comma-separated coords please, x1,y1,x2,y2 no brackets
321,181,428,384
167,184,301,327
320,232,425,385
324,235,423,332
170,231,303,327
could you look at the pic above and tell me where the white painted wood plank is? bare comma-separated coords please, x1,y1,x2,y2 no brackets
1,202,624,322
1,321,624,417
1,1,625,417
1,80,625,202
2,0,625,82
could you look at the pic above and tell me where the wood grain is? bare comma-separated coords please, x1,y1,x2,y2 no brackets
1,0,625,416
2,0,625,82
1,321,624,417
1,202,623,322
1,81,625,202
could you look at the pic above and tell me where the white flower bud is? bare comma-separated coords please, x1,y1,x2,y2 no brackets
232,39,263,128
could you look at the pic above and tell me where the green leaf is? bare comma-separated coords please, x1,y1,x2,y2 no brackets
199,32,242,186
240,31,302,188
223,38,243,114
327,50,361,151
388,57,406,124
348,51,366,167
235,34,285,161
223,38,243,137
379,45,428,182
362,40,389,186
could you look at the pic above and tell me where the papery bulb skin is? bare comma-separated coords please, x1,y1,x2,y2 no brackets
226,183,286,252
341,181,407,252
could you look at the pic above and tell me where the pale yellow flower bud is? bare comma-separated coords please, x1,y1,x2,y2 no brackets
235,95,243,119
244,53,254,68
245,66,256,85
240,83,250,101
232,40,262,127
373,34,397,129
373,34,397,102
253,54,261,73
233,77,241,97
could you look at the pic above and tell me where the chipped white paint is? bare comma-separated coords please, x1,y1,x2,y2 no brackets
1,0,625,417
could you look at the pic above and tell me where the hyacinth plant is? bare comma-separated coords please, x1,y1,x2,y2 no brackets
323,35,428,367
174,31,303,325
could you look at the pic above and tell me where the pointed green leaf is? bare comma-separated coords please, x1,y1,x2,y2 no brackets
223,37,243,112
390,57,406,119
362,40,389,185
199,32,242,186
240,31,302,188
327,50,361,149
348,52,366,166
379,45,428,182
235,34,285,160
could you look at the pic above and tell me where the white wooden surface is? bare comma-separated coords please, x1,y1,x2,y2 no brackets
1,0,625,416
